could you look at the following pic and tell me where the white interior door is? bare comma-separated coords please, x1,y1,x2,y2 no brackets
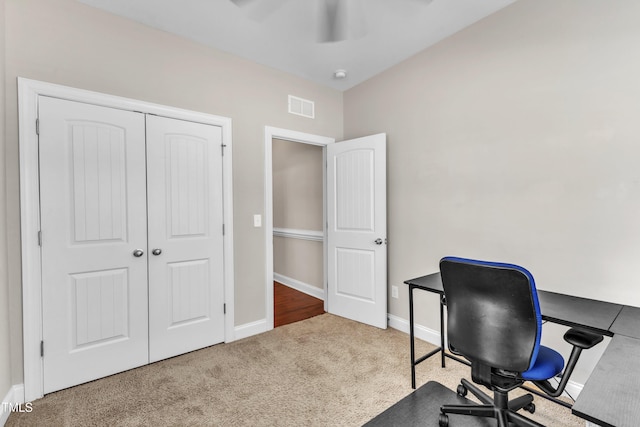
327,133,387,329
146,115,226,362
39,96,149,393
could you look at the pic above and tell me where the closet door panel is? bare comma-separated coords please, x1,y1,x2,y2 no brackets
146,115,225,362
39,96,149,394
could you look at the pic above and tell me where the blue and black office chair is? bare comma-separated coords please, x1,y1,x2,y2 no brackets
438,256,603,427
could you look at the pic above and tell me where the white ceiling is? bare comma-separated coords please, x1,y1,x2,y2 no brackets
77,0,516,91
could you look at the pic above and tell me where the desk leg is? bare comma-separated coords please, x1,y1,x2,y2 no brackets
440,295,445,368
409,284,416,389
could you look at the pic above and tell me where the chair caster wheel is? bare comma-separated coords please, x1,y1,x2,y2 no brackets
456,384,467,397
438,413,449,427
524,403,536,414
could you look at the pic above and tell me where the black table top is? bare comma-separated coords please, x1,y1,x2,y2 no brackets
405,272,625,335
404,272,443,293
536,290,622,335
571,334,640,427
363,381,493,427
610,305,640,339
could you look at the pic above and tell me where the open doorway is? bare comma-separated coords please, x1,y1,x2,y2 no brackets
264,127,335,330
272,139,325,327
265,127,388,330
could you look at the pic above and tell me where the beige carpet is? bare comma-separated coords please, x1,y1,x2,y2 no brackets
7,314,585,426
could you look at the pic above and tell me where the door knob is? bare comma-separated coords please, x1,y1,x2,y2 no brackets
152,248,162,256
132,249,144,257
374,238,384,245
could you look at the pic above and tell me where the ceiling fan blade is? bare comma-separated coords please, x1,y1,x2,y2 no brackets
348,0,367,41
231,0,290,22
406,0,434,6
317,0,348,43
230,0,257,6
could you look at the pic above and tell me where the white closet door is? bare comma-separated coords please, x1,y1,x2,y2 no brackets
146,115,226,362
39,96,149,393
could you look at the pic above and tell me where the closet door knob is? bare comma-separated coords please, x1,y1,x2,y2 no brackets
152,248,162,256
132,249,144,257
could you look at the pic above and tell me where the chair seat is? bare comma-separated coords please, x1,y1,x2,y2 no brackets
521,345,564,381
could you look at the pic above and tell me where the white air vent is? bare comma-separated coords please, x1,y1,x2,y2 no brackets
288,95,315,119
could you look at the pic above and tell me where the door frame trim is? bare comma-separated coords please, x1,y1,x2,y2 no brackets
264,126,335,331
18,78,235,401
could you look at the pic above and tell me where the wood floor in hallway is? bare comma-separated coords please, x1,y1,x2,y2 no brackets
274,281,325,327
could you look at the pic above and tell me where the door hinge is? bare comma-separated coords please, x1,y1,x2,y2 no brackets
36,118,40,136
40,340,44,357
222,224,225,235
223,303,226,314
37,231,42,246
221,144,227,156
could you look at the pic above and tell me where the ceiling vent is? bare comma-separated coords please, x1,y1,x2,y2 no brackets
288,95,315,119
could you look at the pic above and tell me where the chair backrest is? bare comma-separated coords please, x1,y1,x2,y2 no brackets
439,256,542,373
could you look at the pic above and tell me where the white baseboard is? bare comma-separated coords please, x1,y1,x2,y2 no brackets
0,387,10,427
274,273,324,301
387,314,584,399
1,384,26,426
234,274,323,342
388,313,441,346
563,379,583,400
234,319,268,341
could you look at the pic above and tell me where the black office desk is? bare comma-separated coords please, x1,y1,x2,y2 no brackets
405,272,640,427
572,335,640,427
406,273,451,387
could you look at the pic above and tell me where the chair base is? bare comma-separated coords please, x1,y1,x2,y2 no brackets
439,379,544,427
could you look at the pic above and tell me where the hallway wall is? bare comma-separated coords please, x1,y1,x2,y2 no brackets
273,139,324,293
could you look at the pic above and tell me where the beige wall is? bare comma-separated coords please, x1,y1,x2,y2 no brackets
0,0,12,403
344,0,640,384
272,139,323,290
3,0,342,385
